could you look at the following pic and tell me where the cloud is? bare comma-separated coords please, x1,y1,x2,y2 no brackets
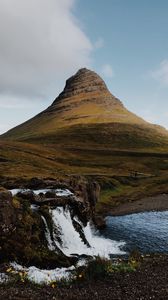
0,0,93,102
151,60,168,86
101,64,114,78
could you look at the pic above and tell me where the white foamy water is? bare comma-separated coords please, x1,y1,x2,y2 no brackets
0,273,9,283
7,193,125,285
50,207,125,257
10,188,73,197
41,216,55,251
10,262,75,284
9,207,125,284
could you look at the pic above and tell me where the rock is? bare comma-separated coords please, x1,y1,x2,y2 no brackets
87,181,101,207
0,176,102,268
94,215,106,229
53,68,112,101
44,191,56,198
16,190,35,202
0,188,16,235
0,187,72,268
25,177,45,189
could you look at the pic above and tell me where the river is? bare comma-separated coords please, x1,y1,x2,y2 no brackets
102,211,168,254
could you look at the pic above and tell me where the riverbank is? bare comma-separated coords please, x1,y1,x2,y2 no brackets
109,193,168,216
0,254,167,299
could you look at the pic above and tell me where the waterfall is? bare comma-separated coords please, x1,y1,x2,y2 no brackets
10,188,125,257
41,216,55,251
11,207,125,284
49,207,125,257
8,188,126,284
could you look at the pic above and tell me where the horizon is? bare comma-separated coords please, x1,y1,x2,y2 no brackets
0,0,168,134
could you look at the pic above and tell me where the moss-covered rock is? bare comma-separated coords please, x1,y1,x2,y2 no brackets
0,189,74,268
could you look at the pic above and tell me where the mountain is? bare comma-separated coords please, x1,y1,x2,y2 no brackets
1,68,168,177
2,68,168,145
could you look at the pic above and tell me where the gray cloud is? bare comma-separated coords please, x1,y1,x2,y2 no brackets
0,0,93,102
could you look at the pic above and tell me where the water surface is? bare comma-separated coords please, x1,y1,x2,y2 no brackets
102,211,168,254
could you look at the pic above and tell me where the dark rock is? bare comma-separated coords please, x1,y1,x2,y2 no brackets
0,188,16,235
25,177,45,189
72,219,90,247
94,215,106,229
0,176,102,268
16,191,35,202
44,191,56,198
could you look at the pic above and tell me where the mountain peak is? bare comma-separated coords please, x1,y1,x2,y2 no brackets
52,67,109,104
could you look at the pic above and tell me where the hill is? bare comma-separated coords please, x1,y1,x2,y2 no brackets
1,68,168,180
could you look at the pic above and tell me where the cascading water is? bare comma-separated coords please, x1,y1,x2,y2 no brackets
10,188,125,258
47,206,125,257
8,188,125,284
41,216,55,251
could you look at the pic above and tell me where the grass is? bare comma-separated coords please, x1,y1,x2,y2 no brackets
1,117,168,218
3,255,140,287
76,256,137,281
95,173,168,215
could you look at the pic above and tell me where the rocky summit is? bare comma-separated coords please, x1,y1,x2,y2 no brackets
2,68,152,138
2,68,168,144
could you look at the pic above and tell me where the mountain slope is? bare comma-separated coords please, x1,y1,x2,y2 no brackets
2,68,168,152
1,68,168,179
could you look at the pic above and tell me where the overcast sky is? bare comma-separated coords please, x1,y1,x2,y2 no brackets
0,0,168,133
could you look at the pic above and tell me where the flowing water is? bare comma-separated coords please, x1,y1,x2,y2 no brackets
10,188,73,197
49,207,125,257
102,211,168,254
8,188,168,284
10,188,125,257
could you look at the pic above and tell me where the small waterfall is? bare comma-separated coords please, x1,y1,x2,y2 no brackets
41,216,55,251
7,188,126,285
50,207,125,257
10,188,125,257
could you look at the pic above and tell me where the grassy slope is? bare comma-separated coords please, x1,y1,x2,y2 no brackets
1,138,168,217
95,174,168,215
1,91,168,214
2,92,168,142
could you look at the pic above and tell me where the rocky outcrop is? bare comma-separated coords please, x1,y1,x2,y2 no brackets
44,68,123,123
68,176,101,224
0,176,101,267
13,176,101,225
52,68,122,104
0,187,73,268
0,188,16,236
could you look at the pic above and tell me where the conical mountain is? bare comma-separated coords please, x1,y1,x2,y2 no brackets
2,68,168,151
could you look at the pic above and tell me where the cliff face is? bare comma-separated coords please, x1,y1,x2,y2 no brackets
0,178,101,267
49,67,124,122
0,188,16,235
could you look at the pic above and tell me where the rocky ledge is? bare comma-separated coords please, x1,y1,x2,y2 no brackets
0,176,101,268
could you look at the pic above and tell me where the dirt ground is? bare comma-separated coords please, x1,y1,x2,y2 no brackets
110,193,168,216
0,255,167,300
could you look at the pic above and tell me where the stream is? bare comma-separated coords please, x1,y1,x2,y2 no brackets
102,211,168,254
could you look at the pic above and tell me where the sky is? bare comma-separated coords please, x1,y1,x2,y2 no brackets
0,0,168,134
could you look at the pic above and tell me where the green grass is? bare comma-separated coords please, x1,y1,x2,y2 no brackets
75,256,138,282
95,174,168,215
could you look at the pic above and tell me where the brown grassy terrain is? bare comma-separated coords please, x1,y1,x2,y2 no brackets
1,137,168,217
1,68,168,215
95,174,168,215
